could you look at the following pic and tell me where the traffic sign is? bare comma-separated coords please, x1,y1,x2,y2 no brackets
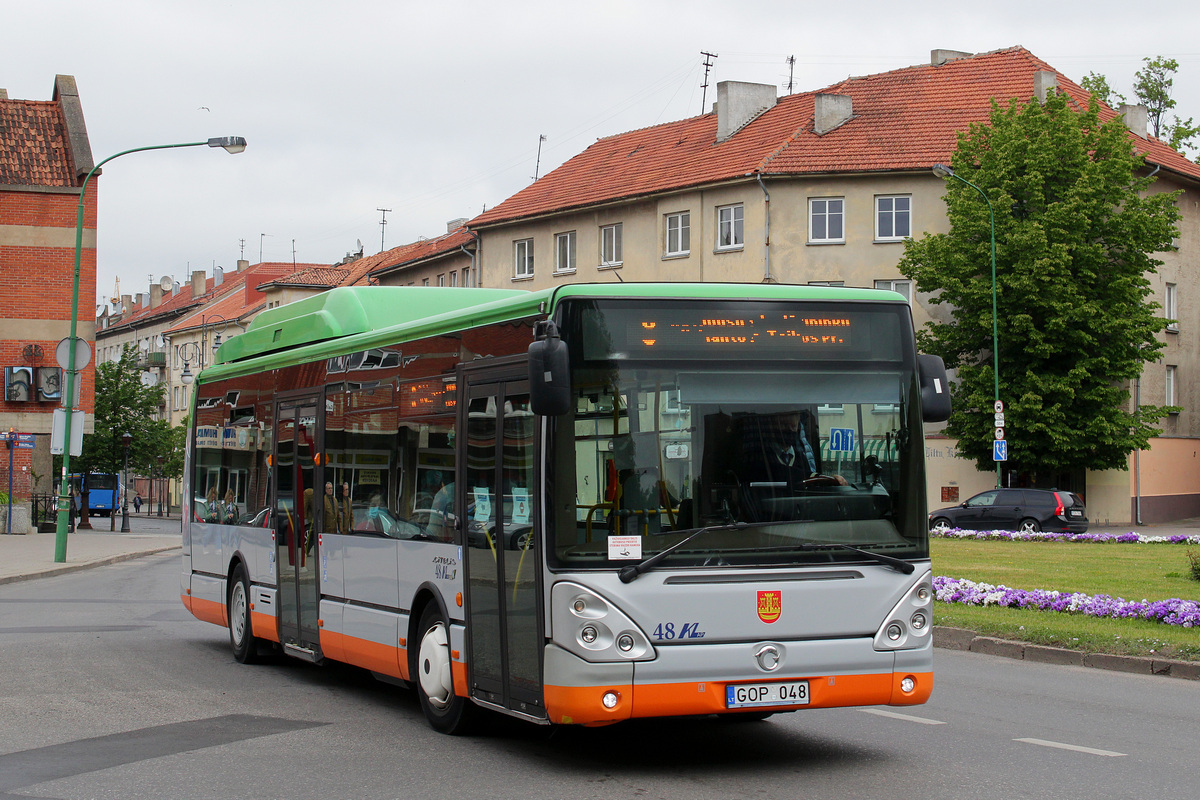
994,427,1005,440
993,440,1008,461
994,400,1004,414
994,413,1005,427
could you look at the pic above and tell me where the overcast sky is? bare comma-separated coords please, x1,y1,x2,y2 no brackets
6,0,1200,309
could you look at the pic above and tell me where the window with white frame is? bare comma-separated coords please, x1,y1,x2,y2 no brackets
514,239,534,278
717,204,744,250
437,273,446,287
450,270,457,287
555,231,576,273
462,267,470,287
875,195,911,240
1166,365,1177,407
600,223,622,267
1166,282,1178,331
809,198,845,243
875,279,913,302
808,280,844,287
422,277,429,286
666,212,690,256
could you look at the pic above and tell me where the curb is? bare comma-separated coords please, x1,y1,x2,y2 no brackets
934,626,1200,681
0,545,181,587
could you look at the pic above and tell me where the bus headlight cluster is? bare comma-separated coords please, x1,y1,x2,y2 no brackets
551,582,655,662
873,572,934,651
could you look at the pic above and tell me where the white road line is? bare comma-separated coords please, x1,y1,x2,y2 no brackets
1014,738,1126,757
861,708,946,725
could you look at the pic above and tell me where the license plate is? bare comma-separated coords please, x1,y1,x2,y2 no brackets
1069,510,1082,517
726,680,811,708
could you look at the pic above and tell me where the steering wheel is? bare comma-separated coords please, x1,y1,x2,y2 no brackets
802,473,845,488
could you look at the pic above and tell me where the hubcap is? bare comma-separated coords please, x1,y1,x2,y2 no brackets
418,621,453,709
230,582,247,645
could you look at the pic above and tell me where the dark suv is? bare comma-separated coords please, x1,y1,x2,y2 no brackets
929,488,1088,534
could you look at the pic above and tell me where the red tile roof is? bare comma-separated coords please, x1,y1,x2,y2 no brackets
471,47,1200,228
0,100,76,186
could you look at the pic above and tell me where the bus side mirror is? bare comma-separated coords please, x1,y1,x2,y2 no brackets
529,320,571,417
918,354,951,423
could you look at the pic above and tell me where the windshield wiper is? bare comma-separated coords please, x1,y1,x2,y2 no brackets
795,539,915,574
618,522,748,583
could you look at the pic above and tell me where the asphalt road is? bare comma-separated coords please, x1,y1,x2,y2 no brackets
0,552,1196,799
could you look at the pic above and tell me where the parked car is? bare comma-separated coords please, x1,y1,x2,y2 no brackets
929,488,1088,534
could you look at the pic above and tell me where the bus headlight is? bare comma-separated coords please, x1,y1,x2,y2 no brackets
551,582,656,662
874,571,934,651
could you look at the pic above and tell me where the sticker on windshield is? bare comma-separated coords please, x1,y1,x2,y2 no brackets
608,535,642,560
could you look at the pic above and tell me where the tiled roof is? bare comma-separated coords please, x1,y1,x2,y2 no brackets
366,227,474,280
471,47,1200,228
267,266,352,288
0,100,76,186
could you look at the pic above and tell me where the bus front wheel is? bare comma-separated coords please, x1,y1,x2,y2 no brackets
414,603,475,735
228,563,260,664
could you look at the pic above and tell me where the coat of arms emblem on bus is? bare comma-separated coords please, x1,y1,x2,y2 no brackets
757,590,782,623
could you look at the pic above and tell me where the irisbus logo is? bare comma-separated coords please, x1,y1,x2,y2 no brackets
757,590,782,623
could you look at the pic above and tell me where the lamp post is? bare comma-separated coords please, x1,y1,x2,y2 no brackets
55,137,246,562
157,455,165,517
120,431,132,532
932,163,1001,489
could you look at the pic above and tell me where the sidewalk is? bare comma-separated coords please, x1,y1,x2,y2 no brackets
0,529,181,585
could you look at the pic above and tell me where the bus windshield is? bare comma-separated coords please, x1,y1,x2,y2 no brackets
548,298,928,570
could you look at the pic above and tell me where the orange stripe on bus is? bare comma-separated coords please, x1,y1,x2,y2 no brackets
187,596,227,628
320,630,405,680
251,611,279,643
544,671,933,726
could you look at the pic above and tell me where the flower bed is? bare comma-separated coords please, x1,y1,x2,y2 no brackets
931,528,1200,545
934,576,1200,628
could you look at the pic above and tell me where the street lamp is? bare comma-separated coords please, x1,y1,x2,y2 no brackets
932,163,1001,489
177,313,229,385
55,137,247,562
120,432,132,532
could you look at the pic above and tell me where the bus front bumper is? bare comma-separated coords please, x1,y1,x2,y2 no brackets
542,637,932,726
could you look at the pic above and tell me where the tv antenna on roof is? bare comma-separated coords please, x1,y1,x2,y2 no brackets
377,208,391,253
700,51,718,113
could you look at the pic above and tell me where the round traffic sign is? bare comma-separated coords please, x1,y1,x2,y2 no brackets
56,337,92,371
994,400,1004,414
994,427,1005,440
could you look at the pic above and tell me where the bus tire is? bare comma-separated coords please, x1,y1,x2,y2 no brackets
414,603,475,735
228,563,260,664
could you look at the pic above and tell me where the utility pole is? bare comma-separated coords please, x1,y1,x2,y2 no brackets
259,233,270,263
786,55,796,94
532,134,547,181
292,239,297,267
377,208,391,253
700,51,718,113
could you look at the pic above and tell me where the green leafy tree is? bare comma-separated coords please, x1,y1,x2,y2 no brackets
899,92,1180,480
1080,71,1125,107
62,346,178,512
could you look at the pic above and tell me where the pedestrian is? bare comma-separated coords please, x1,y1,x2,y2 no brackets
133,492,142,514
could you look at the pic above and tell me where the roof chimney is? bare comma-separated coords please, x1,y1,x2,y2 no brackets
814,94,853,135
191,270,206,298
0,89,8,100
1034,70,1058,103
1119,104,1148,138
121,294,132,315
716,81,777,143
931,49,972,66
447,218,468,233
237,259,249,272
214,265,224,286
150,284,163,308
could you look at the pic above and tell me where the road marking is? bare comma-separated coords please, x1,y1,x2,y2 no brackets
1014,738,1126,757
861,708,945,725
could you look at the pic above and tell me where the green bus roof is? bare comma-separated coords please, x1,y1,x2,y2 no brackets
201,282,908,383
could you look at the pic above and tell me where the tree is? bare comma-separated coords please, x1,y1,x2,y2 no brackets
899,91,1180,481
1086,57,1199,155
63,346,178,505
1080,71,1124,108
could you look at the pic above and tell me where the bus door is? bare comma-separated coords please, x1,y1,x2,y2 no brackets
461,363,544,719
274,395,323,659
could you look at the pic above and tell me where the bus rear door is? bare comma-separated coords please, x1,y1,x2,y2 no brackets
274,395,322,660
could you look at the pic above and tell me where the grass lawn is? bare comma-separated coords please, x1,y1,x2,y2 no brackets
931,538,1200,662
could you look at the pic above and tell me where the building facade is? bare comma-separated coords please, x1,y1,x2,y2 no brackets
466,48,1200,524
0,75,95,516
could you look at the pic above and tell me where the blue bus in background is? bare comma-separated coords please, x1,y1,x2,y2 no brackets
57,473,123,517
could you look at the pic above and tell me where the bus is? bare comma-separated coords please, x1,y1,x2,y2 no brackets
181,283,950,733
58,473,122,517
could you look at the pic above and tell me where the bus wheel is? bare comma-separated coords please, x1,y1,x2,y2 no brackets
414,604,475,734
229,563,260,664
